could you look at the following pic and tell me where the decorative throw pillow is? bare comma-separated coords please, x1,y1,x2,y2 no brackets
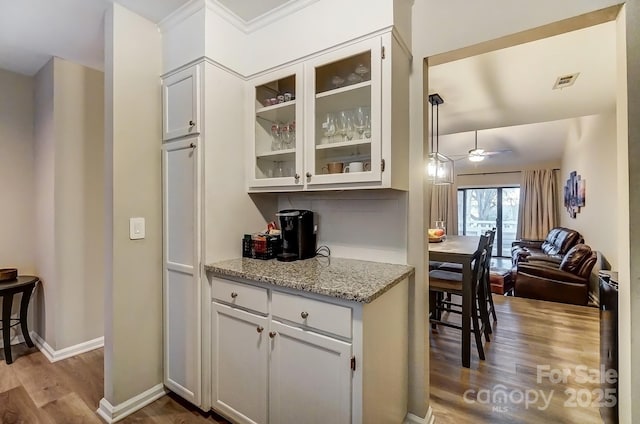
560,244,591,273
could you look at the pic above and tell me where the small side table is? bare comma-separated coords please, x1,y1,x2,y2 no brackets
0,275,39,364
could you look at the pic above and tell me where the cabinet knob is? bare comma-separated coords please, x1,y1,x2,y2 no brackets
301,311,309,319
230,292,238,299
256,326,264,333
306,172,312,178
189,120,195,127
294,173,300,180
189,142,196,149
269,331,277,339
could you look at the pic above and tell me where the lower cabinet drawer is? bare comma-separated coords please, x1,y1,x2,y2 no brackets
211,277,268,314
271,291,352,339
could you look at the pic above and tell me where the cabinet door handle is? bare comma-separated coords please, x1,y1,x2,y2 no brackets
300,311,309,319
256,326,264,333
269,331,277,339
230,292,238,299
189,120,195,127
306,172,312,178
294,173,300,180
189,142,196,149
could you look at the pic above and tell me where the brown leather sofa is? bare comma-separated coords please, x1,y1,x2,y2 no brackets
514,244,597,305
511,227,584,266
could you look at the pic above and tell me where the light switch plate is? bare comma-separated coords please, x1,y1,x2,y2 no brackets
129,217,145,240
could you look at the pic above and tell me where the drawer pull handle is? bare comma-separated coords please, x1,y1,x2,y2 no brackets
189,120,195,127
300,311,309,319
230,292,238,299
256,326,264,333
269,331,277,339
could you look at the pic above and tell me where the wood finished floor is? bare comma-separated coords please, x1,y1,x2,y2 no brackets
0,344,230,424
430,294,603,424
0,294,600,424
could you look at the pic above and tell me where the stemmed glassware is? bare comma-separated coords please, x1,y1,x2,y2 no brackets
354,106,370,139
322,113,337,143
270,124,281,151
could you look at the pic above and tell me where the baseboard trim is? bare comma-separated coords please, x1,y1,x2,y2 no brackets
404,406,434,424
31,332,104,363
97,384,167,423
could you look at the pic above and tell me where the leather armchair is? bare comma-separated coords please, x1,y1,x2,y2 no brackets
511,227,584,266
514,244,597,305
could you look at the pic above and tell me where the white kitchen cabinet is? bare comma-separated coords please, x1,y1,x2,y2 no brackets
208,274,409,424
269,320,352,424
162,135,202,405
247,64,304,189
163,66,201,140
212,303,268,424
247,32,409,192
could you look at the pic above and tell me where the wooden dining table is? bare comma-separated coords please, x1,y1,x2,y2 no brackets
428,235,481,368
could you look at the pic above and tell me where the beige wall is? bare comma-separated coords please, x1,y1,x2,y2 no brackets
34,60,56,345
559,112,618,267
104,3,163,406
0,68,35,274
33,58,105,350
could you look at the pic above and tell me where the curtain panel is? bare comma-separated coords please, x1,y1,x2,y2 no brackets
430,183,458,235
516,169,558,240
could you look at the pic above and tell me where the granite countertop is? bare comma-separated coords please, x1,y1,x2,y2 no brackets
205,257,414,303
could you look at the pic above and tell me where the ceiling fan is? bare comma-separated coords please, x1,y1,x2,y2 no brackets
453,131,512,162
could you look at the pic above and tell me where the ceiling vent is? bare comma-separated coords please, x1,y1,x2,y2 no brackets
553,73,580,90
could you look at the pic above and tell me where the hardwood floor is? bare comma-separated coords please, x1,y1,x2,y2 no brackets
1,295,602,423
0,344,229,424
430,295,603,424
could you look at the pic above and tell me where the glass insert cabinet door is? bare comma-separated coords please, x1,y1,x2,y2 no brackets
249,64,304,188
304,37,382,186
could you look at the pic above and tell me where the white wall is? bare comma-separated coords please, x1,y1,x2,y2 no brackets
276,191,408,264
104,2,163,406
559,112,617,267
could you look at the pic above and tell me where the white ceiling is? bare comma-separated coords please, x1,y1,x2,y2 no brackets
0,0,294,76
429,20,617,172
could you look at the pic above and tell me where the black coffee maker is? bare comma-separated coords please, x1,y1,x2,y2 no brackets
276,209,317,262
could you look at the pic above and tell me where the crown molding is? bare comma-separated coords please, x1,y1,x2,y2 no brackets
158,0,205,32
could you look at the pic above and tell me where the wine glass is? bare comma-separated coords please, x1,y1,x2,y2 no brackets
322,113,336,143
280,123,290,148
270,123,281,150
363,113,371,139
354,106,368,139
337,110,350,142
289,121,296,147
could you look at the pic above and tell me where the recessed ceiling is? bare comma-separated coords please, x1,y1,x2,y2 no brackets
215,0,293,22
428,20,616,171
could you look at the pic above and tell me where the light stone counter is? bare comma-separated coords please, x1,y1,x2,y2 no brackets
205,257,414,303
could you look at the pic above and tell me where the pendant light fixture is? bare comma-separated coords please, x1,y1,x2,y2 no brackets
468,130,485,162
427,93,454,185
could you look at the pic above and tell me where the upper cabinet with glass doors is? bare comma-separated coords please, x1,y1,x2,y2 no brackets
248,64,304,189
247,32,409,192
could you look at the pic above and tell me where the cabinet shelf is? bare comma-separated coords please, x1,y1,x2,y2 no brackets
316,139,371,150
256,101,296,124
256,148,296,160
316,80,371,99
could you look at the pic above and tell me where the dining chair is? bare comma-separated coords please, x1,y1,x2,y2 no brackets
436,228,497,333
429,234,490,360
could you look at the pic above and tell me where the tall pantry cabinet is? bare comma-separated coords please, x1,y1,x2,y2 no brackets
161,65,203,406
162,61,270,411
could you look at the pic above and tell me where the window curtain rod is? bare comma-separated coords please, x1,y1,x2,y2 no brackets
457,168,560,177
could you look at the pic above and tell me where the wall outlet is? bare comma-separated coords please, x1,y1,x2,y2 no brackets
129,217,145,240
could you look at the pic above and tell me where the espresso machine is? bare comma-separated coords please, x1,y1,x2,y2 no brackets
276,209,317,261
